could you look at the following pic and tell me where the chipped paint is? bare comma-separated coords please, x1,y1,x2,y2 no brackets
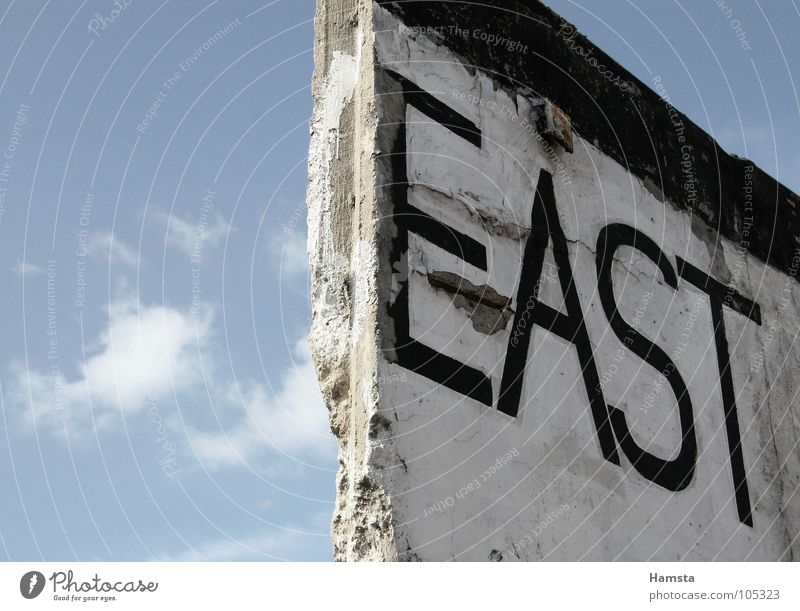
310,0,800,561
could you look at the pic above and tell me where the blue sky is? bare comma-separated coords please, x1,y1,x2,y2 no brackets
0,0,797,561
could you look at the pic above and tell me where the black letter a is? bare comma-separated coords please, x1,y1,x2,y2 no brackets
498,169,620,465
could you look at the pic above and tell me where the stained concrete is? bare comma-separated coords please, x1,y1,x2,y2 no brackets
309,0,800,561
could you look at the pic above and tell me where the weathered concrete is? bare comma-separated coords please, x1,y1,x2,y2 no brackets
308,0,396,560
309,0,800,561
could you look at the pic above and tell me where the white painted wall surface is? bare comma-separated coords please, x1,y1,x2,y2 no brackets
362,5,800,561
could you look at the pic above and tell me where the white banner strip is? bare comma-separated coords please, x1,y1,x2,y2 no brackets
0,562,796,610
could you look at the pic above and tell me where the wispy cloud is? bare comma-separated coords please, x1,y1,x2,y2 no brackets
268,230,308,278
156,209,230,259
12,260,44,276
188,338,334,470
86,231,140,267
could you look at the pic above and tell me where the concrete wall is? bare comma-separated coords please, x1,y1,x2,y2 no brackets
309,0,800,561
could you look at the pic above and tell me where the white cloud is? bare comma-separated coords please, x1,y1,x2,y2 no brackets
12,260,44,276
188,338,334,470
8,288,332,472
87,232,140,267
157,209,230,259
268,231,308,278
10,300,207,433
9,296,333,472
82,301,204,406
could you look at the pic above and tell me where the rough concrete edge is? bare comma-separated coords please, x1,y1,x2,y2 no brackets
307,0,399,561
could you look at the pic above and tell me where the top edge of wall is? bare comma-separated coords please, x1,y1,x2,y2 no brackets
375,0,800,279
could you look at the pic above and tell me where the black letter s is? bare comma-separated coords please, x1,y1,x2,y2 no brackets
596,224,696,491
